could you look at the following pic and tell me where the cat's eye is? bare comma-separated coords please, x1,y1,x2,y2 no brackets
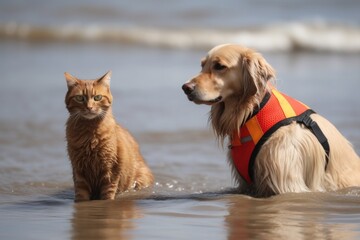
74,95,85,102
213,62,227,71
94,95,102,101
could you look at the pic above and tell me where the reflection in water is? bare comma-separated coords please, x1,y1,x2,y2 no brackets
225,191,360,240
71,199,142,240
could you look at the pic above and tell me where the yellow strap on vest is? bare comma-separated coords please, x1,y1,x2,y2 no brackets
241,89,300,146
245,117,263,144
272,89,296,118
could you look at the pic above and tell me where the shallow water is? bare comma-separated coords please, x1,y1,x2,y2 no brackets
1,41,360,239
1,1,360,239
2,190,360,240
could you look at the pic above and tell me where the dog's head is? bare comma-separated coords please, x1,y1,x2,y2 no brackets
182,44,275,105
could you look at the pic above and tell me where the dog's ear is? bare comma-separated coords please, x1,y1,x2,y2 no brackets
241,53,275,96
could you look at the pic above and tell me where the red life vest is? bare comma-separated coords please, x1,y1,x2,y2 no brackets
230,88,330,184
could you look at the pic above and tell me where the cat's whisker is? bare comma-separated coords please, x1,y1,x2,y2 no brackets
74,114,81,126
99,111,107,120
71,112,82,126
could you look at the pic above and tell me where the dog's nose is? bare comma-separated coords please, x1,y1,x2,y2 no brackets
182,83,194,95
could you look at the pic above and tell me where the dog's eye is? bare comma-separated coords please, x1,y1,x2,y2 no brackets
213,62,226,71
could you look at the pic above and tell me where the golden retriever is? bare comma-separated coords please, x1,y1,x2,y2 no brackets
182,44,360,197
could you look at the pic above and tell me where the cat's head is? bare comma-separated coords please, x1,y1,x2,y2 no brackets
64,71,113,120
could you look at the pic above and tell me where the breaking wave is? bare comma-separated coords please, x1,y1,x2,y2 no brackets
1,21,360,52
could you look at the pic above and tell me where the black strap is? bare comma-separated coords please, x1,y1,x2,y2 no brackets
248,109,330,182
296,110,330,169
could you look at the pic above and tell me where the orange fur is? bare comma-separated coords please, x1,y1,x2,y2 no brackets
183,44,360,196
65,71,153,202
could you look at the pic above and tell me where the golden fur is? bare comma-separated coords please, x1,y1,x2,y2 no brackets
182,44,360,197
65,71,153,202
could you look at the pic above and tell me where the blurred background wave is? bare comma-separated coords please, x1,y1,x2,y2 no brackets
1,0,360,52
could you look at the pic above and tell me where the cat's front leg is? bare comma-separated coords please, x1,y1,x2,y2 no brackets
100,174,120,200
73,172,91,202
100,182,119,200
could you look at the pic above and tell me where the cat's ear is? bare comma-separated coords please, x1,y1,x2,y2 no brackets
97,71,111,86
64,72,79,88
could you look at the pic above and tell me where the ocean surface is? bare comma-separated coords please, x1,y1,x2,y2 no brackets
0,1,360,239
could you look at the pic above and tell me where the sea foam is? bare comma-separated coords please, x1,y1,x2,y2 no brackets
1,21,359,53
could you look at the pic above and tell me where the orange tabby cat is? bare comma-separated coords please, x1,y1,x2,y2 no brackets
64,71,154,202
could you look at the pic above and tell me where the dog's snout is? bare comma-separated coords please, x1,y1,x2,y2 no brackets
182,83,194,95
